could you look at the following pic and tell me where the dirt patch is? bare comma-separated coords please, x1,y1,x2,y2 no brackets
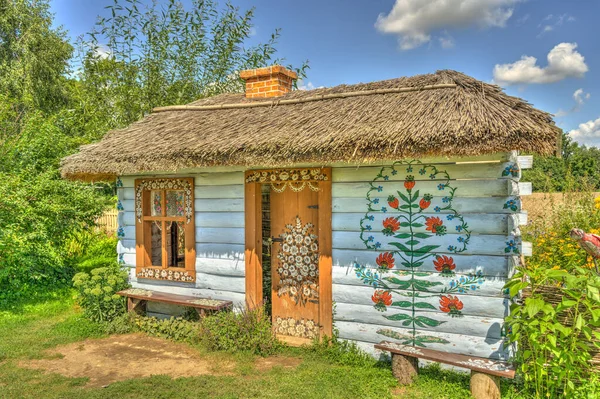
254,356,302,371
19,333,235,387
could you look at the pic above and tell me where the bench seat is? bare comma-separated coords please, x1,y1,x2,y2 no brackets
376,341,515,399
117,288,233,317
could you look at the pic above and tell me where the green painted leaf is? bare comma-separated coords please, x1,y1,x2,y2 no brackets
384,313,412,321
391,301,412,308
383,277,411,289
412,245,439,254
400,205,411,209
414,316,445,327
398,192,410,203
402,319,413,327
411,190,420,202
413,302,437,309
411,223,424,227
400,222,411,227
413,280,444,289
413,233,431,239
394,233,412,239
406,240,420,246
389,242,411,253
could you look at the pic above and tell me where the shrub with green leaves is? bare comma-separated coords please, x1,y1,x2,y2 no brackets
199,306,280,356
72,265,129,323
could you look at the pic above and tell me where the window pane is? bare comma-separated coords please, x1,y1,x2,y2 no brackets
150,222,162,266
151,190,162,216
166,190,185,217
167,221,186,267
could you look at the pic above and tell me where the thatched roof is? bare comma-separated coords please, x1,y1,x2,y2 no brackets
61,70,560,181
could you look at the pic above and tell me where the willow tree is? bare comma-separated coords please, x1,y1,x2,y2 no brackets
75,0,308,139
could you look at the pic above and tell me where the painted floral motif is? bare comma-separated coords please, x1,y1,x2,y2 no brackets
117,226,125,238
505,239,520,254
503,198,519,212
116,200,124,211
135,179,193,223
382,217,400,236
439,295,464,317
116,177,123,188
166,190,185,217
379,342,425,356
372,289,393,311
245,168,328,193
274,316,319,339
136,267,194,282
151,191,162,216
118,253,125,264
433,255,456,277
376,252,395,271
502,163,520,178
355,161,476,347
276,216,319,306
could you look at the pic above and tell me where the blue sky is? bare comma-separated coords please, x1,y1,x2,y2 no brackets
50,0,600,146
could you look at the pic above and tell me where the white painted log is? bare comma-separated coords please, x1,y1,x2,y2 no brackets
334,321,510,360
120,211,245,228
332,197,521,214
333,286,509,318
517,155,533,169
332,213,512,235
332,180,524,199
332,231,523,256
196,198,244,212
331,162,521,183
194,184,244,199
333,250,515,276
333,267,507,296
196,272,245,293
196,227,244,244
195,171,244,186
118,240,245,260
334,302,505,339
120,255,245,277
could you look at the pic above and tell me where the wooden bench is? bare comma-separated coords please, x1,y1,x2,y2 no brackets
375,341,515,399
117,289,233,318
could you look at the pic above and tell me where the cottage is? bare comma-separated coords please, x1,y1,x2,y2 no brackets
61,67,559,358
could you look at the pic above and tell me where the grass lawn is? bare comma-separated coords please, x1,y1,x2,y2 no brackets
0,293,526,399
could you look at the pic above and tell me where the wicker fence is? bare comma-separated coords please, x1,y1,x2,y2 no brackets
96,209,118,234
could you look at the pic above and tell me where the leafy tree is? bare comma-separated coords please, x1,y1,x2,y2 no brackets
73,0,308,139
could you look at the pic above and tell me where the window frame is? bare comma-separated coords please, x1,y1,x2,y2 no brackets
134,177,196,282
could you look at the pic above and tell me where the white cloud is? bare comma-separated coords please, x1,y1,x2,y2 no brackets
569,117,600,147
537,14,574,37
297,80,324,91
375,0,520,50
438,33,455,49
555,89,591,117
493,43,588,85
93,44,111,60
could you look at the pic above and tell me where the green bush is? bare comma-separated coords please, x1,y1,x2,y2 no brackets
64,229,118,274
505,193,600,398
72,265,129,323
199,306,280,356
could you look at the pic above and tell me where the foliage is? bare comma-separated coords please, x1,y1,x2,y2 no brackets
0,0,73,115
506,194,600,398
73,0,308,140
72,265,129,323
199,305,280,356
0,172,108,303
129,314,200,343
64,229,118,274
524,133,600,192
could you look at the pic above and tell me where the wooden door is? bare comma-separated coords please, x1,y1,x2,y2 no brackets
244,168,332,345
270,187,320,344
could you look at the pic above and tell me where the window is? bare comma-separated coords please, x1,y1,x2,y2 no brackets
134,178,195,282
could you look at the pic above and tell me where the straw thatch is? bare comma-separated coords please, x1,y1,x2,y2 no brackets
61,70,560,181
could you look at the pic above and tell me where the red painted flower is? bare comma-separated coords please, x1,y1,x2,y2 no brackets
387,195,400,209
382,217,400,236
419,194,433,210
372,289,393,311
439,295,464,317
433,255,456,276
404,175,415,190
425,217,446,236
376,252,395,270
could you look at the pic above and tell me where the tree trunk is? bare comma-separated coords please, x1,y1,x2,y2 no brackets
391,354,418,385
470,371,501,399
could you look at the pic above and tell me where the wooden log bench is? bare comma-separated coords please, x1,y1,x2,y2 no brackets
375,341,515,399
117,288,233,318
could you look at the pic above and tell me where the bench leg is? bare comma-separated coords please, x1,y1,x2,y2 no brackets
127,298,146,315
391,353,419,385
195,308,207,318
470,371,501,399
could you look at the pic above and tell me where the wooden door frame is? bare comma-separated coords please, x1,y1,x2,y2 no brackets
244,168,332,337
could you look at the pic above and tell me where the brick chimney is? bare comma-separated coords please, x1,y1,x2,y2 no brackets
239,65,298,98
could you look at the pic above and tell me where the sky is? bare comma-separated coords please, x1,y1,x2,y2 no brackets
50,0,600,146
